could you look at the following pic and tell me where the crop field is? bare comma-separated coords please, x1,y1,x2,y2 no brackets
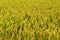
0,0,60,40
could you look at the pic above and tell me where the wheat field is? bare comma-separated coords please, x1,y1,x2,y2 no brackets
0,0,60,40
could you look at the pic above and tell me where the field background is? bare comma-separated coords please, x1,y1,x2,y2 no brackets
0,0,60,40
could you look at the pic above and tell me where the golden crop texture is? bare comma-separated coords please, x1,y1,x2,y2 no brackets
0,0,60,40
